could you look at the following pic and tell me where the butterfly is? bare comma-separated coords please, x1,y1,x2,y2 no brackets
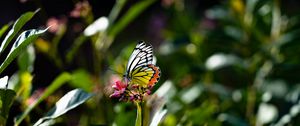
123,41,161,88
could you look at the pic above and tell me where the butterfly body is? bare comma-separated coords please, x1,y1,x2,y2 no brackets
124,41,161,88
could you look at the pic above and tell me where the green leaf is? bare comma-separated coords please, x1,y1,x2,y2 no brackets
145,81,170,126
0,76,8,89
108,0,157,37
15,72,72,125
0,89,16,119
149,109,167,126
205,53,244,71
33,89,94,126
0,9,39,54
0,23,11,40
0,76,16,126
69,69,93,92
108,0,127,25
0,28,48,74
17,44,35,72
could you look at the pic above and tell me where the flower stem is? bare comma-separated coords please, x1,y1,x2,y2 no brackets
135,102,142,126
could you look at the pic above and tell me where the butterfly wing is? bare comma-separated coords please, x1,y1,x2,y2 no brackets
130,64,161,88
125,41,161,87
125,41,153,77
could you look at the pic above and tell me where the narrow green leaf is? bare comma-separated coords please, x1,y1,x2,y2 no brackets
0,23,11,40
108,0,157,37
15,72,72,125
0,9,39,54
66,35,87,63
108,0,127,25
0,28,48,74
33,89,94,126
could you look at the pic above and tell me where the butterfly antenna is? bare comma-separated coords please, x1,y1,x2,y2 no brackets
108,67,123,76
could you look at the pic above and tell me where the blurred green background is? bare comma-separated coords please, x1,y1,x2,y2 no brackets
1,0,300,125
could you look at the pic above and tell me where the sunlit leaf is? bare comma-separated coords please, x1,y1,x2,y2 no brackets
19,71,33,100
154,80,176,102
286,84,300,103
15,72,72,125
17,44,35,72
0,24,11,40
0,9,39,54
205,53,244,70
33,89,94,126
7,72,20,92
84,16,109,36
277,29,300,46
144,80,174,126
0,28,48,74
180,84,203,104
0,76,8,89
261,79,288,98
149,109,167,126
256,103,278,125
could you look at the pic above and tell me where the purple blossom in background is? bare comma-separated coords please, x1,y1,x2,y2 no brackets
147,14,166,45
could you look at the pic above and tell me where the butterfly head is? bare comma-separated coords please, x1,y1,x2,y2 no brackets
123,74,131,84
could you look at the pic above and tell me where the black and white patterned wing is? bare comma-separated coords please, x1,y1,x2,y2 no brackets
125,41,153,76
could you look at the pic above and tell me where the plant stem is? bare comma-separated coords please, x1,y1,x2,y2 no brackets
135,102,142,126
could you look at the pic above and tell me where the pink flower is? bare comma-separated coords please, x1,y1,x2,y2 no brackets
26,88,45,105
129,90,141,101
70,1,91,18
46,17,67,33
110,81,127,98
162,0,174,7
110,79,155,102
19,0,28,3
